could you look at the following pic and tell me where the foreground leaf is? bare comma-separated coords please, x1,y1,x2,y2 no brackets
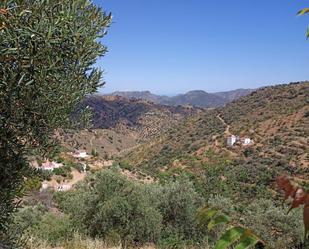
276,175,309,243
197,207,218,225
215,227,245,249
297,8,309,16
208,214,230,230
235,232,259,249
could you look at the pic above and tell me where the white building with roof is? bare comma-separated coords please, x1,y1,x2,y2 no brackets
72,150,90,159
227,135,237,146
242,138,252,145
40,161,63,171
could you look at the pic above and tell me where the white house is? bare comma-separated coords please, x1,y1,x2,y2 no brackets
72,150,90,159
40,161,63,171
242,138,252,145
56,184,71,192
40,181,50,191
227,135,237,146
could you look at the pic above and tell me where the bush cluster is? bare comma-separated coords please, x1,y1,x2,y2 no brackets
53,169,205,247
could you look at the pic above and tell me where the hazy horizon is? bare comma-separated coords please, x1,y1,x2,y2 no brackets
102,86,258,96
101,81,307,96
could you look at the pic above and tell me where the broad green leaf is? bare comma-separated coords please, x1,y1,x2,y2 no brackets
215,227,245,249
234,232,259,249
297,8,309,16
197,207,218,225
208,214,230,230
204,208,218,219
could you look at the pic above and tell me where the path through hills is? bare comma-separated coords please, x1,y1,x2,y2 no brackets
217,114,231,136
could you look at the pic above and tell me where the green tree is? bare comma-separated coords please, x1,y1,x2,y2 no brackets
0,0,111,246
55,170,163,244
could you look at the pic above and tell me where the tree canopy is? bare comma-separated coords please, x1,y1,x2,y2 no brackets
0,0,111,246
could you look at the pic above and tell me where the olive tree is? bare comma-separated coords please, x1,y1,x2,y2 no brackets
0,0,111,245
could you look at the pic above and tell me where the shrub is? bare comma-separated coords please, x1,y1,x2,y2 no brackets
55,170,162,244
208,195,303,249
157,179,204,240
11,205,73,245
71,163,85,173
30,213,73,245
55,170,205,245
242,199,303,248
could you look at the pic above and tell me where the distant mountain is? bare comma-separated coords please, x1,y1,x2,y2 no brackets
107,91,169,104
162,90,226,108
106,88,254,108
213,88,255,102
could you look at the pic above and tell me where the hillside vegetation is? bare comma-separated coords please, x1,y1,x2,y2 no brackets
59,96,200,158
126,82,309,203
13,82,309,249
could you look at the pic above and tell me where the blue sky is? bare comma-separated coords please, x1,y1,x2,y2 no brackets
94,0,309,95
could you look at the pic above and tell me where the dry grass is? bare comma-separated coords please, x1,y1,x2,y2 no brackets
24,234,167,249
25,235,122,249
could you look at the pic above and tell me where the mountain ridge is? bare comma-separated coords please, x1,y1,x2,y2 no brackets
105,88,255,108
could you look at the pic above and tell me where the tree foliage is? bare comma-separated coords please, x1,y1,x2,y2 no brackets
276,176,309,243
54,169,204,246
0,0,111,245
297,7,309,38
197,207,264,249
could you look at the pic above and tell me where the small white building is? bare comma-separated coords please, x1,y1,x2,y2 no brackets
56,184,71,192
40,181,50,191
242,138,252,146
72,150,90,159
227,135,237,146
40,161,63,171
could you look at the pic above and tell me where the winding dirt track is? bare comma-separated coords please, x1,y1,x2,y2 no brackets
217,114,231,136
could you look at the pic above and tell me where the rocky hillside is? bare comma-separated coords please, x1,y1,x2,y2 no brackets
125,82,309,197
82,95,198,130
60,95,200,158
107,88,254,108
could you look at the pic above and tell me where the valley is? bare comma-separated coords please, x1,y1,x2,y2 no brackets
3,2,309,249
53,82,308,201
59,95,201,159
18,82,309,249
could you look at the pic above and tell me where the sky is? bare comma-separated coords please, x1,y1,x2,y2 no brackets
93,0,309,95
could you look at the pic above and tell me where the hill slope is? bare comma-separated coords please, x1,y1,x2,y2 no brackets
60,95,200,158
126,82,309,198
